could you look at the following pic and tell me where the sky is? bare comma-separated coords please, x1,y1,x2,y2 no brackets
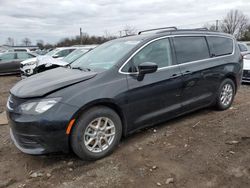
0,0,250,45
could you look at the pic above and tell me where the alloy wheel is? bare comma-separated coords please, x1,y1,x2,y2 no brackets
220,83,233,106
83,117,116,153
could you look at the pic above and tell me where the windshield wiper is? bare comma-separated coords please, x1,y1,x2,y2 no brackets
71,67,91,72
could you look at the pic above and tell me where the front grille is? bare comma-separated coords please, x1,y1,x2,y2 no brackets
243,70,250,78
11,129,42,149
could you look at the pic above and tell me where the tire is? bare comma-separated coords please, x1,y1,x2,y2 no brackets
215,78,235,110
70,106,122,161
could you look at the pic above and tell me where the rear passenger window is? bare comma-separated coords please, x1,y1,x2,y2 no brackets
207,36,233,57
173,36,210,64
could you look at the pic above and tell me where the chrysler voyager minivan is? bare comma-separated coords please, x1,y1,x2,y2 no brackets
7,27,243,160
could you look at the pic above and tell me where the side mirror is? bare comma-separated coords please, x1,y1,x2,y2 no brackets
137,62,158,81
52,54,60,58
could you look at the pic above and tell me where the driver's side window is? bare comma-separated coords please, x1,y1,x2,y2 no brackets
128,38,172,72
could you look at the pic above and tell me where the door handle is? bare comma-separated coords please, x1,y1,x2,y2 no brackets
170,73,181,79
183,70,193,75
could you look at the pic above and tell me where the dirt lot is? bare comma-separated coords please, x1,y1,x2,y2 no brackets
0,75,250,188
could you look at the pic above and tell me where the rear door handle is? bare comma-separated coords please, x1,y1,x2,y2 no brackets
170,73,181,79
183,70,193,75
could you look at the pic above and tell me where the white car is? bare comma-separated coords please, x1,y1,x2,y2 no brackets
20,47,77,77
238,42,250,83
20,46,96,78
242,54,250,83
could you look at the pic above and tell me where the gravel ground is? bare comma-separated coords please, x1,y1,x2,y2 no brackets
0,76,250,188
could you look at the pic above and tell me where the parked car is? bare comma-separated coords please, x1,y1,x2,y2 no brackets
20,45,97,78
0,52,37,75
238,42,250,82
242,54,250,82
238,42,249,52
7,27,242,160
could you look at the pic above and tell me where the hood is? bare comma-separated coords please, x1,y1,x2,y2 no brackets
243,59,250,70
37,55,52,65
11,67,97,98
37,55,68,67
21,57,37,65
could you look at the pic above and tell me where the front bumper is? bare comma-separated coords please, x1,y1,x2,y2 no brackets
242,70,250,83
20,64,36,78
6,96,79,155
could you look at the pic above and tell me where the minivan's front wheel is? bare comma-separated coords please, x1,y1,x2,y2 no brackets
71,106,122,160
215,78,235,110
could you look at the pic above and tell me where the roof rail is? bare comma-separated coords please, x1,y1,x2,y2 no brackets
174,27,209,32
193,27,209,31
138,27,177,35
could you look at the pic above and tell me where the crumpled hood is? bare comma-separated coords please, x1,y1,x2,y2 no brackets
37,55,68,67
243,59,250,70
11,67,97,98
21,57,37,65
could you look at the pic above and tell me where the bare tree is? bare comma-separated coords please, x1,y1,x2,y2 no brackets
6,37,14,46
204,23,218,32
120,25,137,37
221,10,249,39
36,40,44,49
240,25,250,41
22,38,32,46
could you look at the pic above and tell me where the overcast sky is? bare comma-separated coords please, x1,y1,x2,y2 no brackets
0,0,250,45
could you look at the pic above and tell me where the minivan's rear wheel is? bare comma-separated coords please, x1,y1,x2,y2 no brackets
215,78,235,110
71,106,122,160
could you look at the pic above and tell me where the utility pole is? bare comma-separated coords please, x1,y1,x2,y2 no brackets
80,27,83,45
216,20,219,31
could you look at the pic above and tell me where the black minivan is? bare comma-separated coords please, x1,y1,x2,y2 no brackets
7,27,243,160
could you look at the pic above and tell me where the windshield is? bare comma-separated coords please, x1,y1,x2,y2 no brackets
71,40,140,71
63,49,88,63
46,49,60,56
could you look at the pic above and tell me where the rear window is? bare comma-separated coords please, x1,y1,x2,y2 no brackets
173,36,210,64
207,36,233,57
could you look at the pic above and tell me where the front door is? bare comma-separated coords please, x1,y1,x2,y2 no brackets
123,38,183,132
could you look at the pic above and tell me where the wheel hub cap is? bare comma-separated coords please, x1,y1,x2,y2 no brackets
220,83,233,106
83,117,116,153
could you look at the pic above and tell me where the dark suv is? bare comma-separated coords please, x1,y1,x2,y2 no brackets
7,27,243,160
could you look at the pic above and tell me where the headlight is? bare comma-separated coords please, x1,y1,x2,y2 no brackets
25,61,36,66
18,98,61,115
